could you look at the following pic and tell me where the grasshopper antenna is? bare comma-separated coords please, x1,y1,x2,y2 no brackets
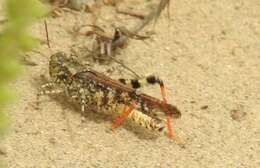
106,54,141,78
85,47,141,78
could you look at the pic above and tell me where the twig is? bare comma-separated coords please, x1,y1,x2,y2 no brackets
116,8,146,20
133,0,171,33
44,19,51,49
77,24,106,33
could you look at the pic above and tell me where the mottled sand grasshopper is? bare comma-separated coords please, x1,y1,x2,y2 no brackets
40,52,181,141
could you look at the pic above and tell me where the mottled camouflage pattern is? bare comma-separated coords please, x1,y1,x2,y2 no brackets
42,52,181,133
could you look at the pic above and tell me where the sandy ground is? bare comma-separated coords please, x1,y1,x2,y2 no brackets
1,0,260,167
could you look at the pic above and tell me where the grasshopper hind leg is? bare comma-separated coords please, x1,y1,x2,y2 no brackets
118,75,179,141
111,104,136,131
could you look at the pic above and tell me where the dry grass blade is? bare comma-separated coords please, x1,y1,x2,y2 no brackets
133,0,170,33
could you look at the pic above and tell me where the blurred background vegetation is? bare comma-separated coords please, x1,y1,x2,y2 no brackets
0,0,47,136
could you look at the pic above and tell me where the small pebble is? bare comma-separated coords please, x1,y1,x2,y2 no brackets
0,147,7,156
165,46,170,51
201,105,208,110
230,109,246,122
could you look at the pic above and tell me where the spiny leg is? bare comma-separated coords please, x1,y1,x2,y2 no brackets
112,104,166,133
118,76,175,136
105,41,112,56
158,80,175,138
78,88,87,112
127,75,176,139
159,81,184,146
39,82,63,95
118,75,181,142
80,98,86,112
111,103,136,131
36,82,64,109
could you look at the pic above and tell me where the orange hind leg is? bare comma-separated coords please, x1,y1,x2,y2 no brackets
159,81,174,138
111,104,136,131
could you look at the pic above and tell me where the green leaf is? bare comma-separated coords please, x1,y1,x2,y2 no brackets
0,0,49,139
0,58,21,83
0,111,8,136
7,0,48,26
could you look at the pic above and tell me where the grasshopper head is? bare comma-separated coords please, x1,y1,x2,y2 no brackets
49,52,83,84
49,52,73,83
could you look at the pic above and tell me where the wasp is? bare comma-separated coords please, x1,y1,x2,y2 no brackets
75,24,149,64
40,52,181,141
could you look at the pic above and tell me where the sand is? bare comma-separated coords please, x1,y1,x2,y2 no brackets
0,0,260,167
